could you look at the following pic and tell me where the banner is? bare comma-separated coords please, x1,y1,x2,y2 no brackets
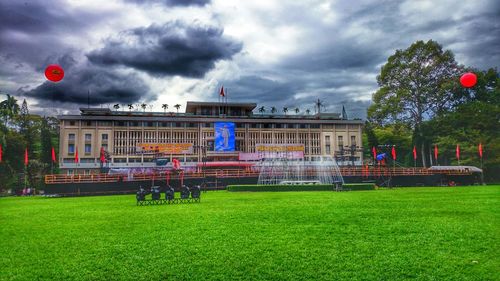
255,144,305,152
137,143,193,154
215,122,235,152
239,151,304,161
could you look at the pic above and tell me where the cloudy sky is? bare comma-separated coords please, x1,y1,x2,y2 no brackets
1,0,499,118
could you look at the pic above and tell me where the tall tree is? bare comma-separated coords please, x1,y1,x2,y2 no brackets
174,104,181,113
367,40,462,166
258,106,265,115
40,118,53,169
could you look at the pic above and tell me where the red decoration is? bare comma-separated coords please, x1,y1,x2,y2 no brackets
478,143,483,159
51,147,57,163
372,147,377,160
24,148,29,166
74,148,79,163
456,144,460,161
0,144,2,163
434,145,438,161
219,86,225,97
100,147,106,163
412,146,417,160
391,146,396,161
460,72,477,88
44,64,65,82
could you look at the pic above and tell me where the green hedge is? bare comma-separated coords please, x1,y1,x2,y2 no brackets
226,183,376,192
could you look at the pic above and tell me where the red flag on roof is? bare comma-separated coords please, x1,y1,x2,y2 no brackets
372,147,377,160
74,148,79,163
219,86,225,97
24,148,29,166
456,144,460,161
434,145,438,161
478,143,483,159
391,146,396,161
0,144,2,163
412,146,417,160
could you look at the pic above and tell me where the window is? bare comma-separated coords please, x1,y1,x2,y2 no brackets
68,144,75,154
129,121,140,127
102,134,108,141
67,169,74,176
338,136,344,147
263,123,273,129
144,122,155,127
203,123,213,128
98,121,112,126
113,158,126,163
160,122,170,127
236,123,246,128
85,134,92,141
68,134,75,141
299,124,309,129
69,121,76,126
114,121,126,127
351,136,356,146
186,123,196,128
84,121,92,126
85,144,92,154
201,107,211,115
250,123,260,129
310,124,320,129
275,124,283,129
174,122,184,128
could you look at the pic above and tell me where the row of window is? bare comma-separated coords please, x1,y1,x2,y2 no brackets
66,120,359,129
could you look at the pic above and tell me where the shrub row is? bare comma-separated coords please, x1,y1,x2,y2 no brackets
226,183,375,192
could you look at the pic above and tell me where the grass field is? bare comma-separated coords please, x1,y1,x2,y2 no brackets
1,186,499,280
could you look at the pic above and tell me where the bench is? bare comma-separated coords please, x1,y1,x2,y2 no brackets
136,185,201,206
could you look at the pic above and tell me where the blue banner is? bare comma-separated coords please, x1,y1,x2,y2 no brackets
215,122,235,151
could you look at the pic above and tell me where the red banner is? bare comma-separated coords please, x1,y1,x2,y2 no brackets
412,146,417,160
456,144,460,161
478,143,483,159
74,148,79,163
51,147,57,163
434,145,438,161
391,146,396,160
24,148,29,166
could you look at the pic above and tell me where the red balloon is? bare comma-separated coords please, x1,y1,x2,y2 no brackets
460,72,477,88
44,64,64,82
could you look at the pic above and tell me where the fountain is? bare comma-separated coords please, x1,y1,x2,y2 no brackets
257,155,344,186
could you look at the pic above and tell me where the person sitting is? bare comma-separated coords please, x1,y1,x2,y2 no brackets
165,185,175,200
136,186,146,201
151,186,161,200
191,185,201,199
180,185,190,199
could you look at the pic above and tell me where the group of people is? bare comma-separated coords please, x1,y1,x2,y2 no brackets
136,184,201,201
21,188,34,196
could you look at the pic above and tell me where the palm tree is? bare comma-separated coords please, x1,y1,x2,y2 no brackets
174,104,181,113
148,104,154,112
283,107,288,115
141,103,147,112
306,109,311,115
271,107,277,114
294,108,300,115
162,104,168,113
113,104,120,111
0,94,20,126
127,104,133,111
258,106,265,115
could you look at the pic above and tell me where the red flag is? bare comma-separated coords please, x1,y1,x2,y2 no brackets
456,144,460,161
0,144,2,163
51,147,57,163
434,145,438,161
219,86,225,97
100,147,106,163
391,146,396,160
372,147,377,160
24,148,29,166
413,146,417,160
478,143,483,159
74,148,79,163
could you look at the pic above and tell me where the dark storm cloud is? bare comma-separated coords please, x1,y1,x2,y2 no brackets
23,56,153,105
124,0,210,6
87,22,242,78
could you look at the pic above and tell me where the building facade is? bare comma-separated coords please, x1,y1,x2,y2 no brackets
58,101,364,174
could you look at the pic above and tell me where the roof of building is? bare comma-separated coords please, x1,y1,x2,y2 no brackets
185,101,257,113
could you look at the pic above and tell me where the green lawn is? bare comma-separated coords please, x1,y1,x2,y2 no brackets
1,186,499,280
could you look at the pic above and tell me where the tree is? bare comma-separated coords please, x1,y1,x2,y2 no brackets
283,107,288,115
0,94,20,128
140,103,147,112
294,108,300,115
113,104,120,111
271,107,277,114
174,104,181,113
162,104,168,113
305,109,311,115
40,118,53,171
367,40,462,166
258,106,265,115
128,104,133,111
